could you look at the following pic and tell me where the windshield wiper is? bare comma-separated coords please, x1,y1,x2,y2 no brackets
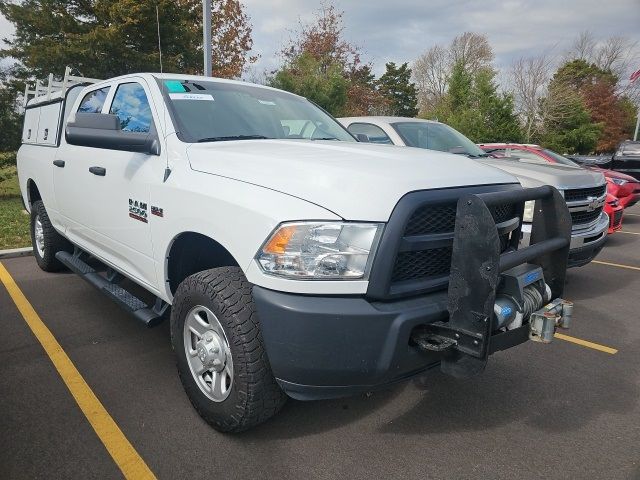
311,137,339,141
197,135,269,142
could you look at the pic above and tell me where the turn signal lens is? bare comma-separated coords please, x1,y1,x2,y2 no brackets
262,225,296,254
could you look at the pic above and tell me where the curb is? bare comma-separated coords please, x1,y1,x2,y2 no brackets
0,247,33,259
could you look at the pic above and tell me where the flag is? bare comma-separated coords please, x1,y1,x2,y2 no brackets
631,68,640,83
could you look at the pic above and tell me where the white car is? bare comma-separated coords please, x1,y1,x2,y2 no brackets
18,72,574,431
339,117,608,267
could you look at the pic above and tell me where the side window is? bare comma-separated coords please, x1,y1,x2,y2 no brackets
77,87,110,113
347,123,393,144
109,83,153,133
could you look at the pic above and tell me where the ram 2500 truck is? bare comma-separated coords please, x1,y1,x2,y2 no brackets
339,117,608,267
18,71,574,432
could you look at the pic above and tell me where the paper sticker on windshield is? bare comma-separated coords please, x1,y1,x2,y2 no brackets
169,93,214,101
164,80,186,93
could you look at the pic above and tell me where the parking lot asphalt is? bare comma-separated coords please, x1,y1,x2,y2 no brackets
1,206,639,480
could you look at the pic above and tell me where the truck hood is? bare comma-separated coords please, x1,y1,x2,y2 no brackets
186,140,518,221
480,158,605,190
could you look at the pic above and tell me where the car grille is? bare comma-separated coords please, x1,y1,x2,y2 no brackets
392,204,516,284
366,185,523,300
392,247,452,282
405,203,517,236
564,185,606,202
570,207,603,226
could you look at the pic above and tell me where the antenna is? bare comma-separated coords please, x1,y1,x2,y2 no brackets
156,4,163,73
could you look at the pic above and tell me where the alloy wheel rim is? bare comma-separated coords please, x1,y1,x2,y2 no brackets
183,305,233,402
34,215,45,258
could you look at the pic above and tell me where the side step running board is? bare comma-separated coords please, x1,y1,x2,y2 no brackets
56,250,168,327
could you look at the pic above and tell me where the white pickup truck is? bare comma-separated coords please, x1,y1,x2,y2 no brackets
18,71,575,432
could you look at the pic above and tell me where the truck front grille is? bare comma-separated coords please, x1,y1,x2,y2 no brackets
406,203,517,236
366,185,523,300
570,207,603,226
564,185,606,202
391,247,452,283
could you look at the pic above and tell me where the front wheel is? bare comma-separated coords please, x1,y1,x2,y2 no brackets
170,267,286,432
30,200,72,272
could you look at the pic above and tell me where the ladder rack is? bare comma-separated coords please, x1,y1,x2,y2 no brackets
23,66,102,107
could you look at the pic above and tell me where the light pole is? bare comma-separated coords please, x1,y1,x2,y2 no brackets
203,0,212,77
634,107,639,141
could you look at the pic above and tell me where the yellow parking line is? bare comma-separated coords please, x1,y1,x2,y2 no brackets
0,262,156,480
554,333,618,354
625,213,640,217
592,260,640,271
619,230,640,235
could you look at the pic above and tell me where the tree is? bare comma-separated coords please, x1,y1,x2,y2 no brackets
412,32,494,115
510,54,553,142
552,59,630,152
0,84,21,152
433,62,522,143
0,0,255,80
270,52,349,115
270,2,385,116
376,62,418,117
205,0,257,78
541,68,603,154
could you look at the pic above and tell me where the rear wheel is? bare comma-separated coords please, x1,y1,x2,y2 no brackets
30,200,72,272
170,267,286,432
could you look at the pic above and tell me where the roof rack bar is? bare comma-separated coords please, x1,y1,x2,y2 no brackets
22,66,102,108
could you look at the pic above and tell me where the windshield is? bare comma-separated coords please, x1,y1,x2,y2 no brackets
391,121,487,157
160,79,355,143
541,149,580,167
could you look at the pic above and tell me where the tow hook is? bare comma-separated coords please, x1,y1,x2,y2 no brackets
529,298,573,343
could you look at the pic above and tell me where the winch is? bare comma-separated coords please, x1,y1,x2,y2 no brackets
493,264,573,342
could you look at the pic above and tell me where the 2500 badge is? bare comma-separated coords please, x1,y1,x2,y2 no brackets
129,199,148,223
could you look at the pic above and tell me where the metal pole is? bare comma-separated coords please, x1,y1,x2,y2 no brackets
634,106,639,141
203,0,212,77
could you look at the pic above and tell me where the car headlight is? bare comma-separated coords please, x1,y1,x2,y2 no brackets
257,222,383,279
611,178,628,186
522,200,535,222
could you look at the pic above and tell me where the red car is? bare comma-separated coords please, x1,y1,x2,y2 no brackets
479,143,640,209
606,193,624,234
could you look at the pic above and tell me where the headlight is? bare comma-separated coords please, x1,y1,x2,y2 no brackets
522,200,535,222
257,222,383,279
611,178,628,186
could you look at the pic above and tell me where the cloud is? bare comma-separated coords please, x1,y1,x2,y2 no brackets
243,0,640,77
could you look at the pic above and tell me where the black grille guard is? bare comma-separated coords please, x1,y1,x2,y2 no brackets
438,185,572,378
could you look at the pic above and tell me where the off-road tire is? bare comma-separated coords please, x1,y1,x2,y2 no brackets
170,267,286,432
30,200,72,272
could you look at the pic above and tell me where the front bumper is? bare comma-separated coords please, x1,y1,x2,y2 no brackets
521,211,608,267
253,286,449,400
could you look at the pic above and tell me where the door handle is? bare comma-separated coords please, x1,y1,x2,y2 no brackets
89,166,106,176
53,160,65,168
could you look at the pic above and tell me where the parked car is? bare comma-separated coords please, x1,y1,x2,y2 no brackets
478,143,640,210
606,193,624,234
339,117,608,267
18,72,575,432
611,140,640,180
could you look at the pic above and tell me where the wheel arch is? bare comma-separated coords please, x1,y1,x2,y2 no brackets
165,231,241,295
26,178,42,207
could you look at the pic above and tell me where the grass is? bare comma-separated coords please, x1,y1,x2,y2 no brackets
0,164,31,249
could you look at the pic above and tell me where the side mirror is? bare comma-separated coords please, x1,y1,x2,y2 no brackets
66,113,160,156
354,133,370,142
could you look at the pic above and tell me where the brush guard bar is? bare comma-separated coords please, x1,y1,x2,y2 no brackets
417,185,572,378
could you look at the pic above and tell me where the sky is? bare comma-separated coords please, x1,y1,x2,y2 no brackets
1,0,639,79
